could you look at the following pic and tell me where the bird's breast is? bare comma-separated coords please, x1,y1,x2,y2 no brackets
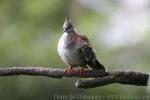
58,33,85,66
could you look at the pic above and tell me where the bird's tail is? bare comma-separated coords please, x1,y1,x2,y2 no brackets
89,59,106,71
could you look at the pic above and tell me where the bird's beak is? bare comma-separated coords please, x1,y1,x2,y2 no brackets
63,28,67,32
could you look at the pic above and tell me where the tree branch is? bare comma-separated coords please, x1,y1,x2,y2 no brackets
76,71,149,88
0,67,149,89
0,67,108,78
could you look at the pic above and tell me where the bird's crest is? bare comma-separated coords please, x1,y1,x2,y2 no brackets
63,15,73,29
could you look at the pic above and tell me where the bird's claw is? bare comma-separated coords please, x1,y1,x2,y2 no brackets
64,66,85,76
80,67,85,76
64,66,73,76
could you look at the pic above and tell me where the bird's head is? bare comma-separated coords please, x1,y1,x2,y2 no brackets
63,16,74,33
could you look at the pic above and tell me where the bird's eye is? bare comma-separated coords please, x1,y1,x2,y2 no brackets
66,25,72,30
64,24,73,32
68,25,72,28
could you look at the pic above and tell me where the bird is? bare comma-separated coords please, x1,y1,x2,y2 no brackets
58,16,106,76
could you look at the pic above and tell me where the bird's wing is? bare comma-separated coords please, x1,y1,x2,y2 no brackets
76,33,89,45
78,42,106,71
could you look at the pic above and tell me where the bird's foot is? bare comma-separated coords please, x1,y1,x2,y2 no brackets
64,66,73,76
80,67,85,76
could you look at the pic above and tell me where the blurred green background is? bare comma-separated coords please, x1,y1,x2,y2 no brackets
0,0,150,100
